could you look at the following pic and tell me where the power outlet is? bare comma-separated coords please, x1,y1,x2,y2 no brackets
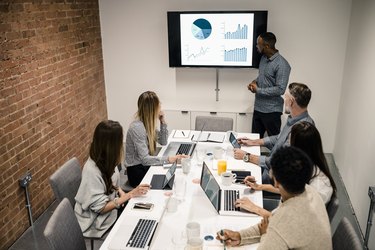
19,172,32,188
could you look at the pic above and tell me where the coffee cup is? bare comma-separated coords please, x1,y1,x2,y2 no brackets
221,172,237,186
213,146,225,160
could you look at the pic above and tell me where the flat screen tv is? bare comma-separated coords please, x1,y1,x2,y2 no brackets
167,11,268,68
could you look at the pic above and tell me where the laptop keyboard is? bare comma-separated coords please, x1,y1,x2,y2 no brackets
224,190,240,211
177,143,192,155
126,219,157,248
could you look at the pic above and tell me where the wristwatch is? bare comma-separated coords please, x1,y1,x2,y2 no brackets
243,153,251,162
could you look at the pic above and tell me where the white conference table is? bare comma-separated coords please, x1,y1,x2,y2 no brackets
101,130,262,250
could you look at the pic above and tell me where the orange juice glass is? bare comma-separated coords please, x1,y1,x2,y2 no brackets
217,160,227,175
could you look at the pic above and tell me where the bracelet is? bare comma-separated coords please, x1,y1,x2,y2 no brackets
113,197,120,209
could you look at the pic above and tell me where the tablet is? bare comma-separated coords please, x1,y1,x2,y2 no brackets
229,132,241,148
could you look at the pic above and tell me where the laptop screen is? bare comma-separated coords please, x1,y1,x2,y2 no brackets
163,162,177,188
200,162,221,213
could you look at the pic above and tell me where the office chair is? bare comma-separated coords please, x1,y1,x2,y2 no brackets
49,157,82,207
326,195,339,223
44,198,86,250
49,157,100,250
332,217,363,250
195,116,233,132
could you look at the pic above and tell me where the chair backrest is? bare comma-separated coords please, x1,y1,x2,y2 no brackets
332,217,362,250
44,198,86,250
195,116,233,132
50,157,82,206
326,195,339,222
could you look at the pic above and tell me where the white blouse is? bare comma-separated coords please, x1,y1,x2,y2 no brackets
309,166,333,204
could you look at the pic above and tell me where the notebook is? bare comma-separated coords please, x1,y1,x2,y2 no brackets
108,217,159,250
200,162,256,217
150,162,177,190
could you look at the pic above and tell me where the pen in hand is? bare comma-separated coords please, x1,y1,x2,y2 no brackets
220,230,226,250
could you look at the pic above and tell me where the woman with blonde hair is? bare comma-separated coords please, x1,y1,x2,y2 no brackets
125,91,186,187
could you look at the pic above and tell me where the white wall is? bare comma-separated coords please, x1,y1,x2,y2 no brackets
99,0,352,153
334,0,375,248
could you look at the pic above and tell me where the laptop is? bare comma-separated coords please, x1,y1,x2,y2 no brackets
150,162,177,190
108,216,159,250
200,162,256,217
162,127,206,158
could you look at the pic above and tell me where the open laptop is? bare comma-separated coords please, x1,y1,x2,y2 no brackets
108,216,159,250
200,162,256,217
162,126,207,158
150,162,177,190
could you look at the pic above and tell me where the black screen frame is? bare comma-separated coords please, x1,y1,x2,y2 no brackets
167,10,268,68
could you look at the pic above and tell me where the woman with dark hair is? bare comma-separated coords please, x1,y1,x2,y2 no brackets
289,121,336,202
125,91,187,187
236,122,336,216
75,120,150,238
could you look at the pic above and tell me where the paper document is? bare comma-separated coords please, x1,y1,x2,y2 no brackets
173,130,191,138
198,132,225,143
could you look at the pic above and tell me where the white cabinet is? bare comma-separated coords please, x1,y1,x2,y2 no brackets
236,112,252,133
164,109,253,133
163,110,191,133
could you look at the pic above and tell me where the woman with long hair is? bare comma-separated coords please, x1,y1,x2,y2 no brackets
75,120,150,238
236,121,336,216
125,91,186,187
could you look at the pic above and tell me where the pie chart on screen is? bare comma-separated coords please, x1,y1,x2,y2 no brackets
191,18,212,40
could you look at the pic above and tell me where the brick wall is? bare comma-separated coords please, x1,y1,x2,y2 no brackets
0,1,107,248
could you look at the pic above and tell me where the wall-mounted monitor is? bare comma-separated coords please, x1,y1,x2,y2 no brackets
167,11,268,68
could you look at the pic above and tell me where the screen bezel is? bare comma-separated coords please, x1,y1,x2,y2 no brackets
167,10,268,68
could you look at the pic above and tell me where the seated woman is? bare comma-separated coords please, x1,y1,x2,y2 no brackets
236,121,336,215
74,120,150,238
125,91,187,187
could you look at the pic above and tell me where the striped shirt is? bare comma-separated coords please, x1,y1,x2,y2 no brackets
125,120,169,167
254,52,291,113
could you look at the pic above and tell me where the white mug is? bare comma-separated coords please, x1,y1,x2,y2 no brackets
221,172,237,186
213,146,225,160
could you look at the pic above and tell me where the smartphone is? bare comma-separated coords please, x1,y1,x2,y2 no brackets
132,202,154,211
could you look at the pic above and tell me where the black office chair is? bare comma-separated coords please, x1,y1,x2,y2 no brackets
332,217,363,250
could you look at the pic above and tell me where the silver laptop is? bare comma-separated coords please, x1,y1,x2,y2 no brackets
200,162,256,217
162,127,207,158
108,216,159,250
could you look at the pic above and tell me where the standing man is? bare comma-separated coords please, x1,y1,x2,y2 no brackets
249,32,291,138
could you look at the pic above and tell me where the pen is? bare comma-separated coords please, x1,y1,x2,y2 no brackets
182,131,185,136
191,135,194,141
220,230,226,250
